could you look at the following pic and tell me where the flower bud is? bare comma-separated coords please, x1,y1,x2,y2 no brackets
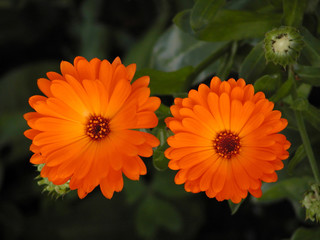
264,26,304,67
302,183,320,222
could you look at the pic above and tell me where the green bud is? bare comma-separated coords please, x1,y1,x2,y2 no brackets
301,183,320,222
35,164,71,198
264,26,304,67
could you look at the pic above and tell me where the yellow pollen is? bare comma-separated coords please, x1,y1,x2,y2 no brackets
86,115,110,141
213,131,241,159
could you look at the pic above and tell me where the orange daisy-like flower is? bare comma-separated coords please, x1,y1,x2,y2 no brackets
165,77,290,203
24,56,160,199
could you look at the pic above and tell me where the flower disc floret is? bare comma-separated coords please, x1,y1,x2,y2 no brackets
213,131,240,159
86,115,110,141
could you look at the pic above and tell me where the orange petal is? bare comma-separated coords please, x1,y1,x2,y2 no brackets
219,81,231,95
135,112,158,129
167,132,212,148
243,84,254,102
126,63,136,81
76,58,95,80
230,86,244,102
182,117,215,139
209,76,221,93
210,158,227,193
231,156,250,190
122,156,145,180
60,60,79,79
139,97,161,112
132,76,150,90
178,149,215,169
207,93,225,131
193,104,223,134
24,129,40,140
50,80,90,115
106,79,131,118
46,71,64,81
89,58,101,79
219,93,231,130
30,153,45,164
37,78,53,97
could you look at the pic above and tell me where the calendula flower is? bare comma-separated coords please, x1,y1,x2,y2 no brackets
24,56,160,199
165,77,290,203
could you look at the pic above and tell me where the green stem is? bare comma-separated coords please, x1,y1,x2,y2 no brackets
184,42,232,90
219,41,238,80
289,66,320,183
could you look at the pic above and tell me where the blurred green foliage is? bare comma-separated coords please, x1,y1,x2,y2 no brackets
1,0,320,239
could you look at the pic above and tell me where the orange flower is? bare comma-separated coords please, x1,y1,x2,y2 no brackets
165,77,290,203
24,56,160,199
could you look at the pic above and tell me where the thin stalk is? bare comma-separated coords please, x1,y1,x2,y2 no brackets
289,66,320,183
219,41,238,80
184,42,232,90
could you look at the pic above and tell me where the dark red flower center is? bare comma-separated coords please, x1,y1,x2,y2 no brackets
213,131,240,159
86,115,110,141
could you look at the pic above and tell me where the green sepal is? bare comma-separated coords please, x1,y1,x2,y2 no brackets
35,164,71,198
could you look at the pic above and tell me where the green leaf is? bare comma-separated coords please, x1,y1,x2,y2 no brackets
270,78,293,102
282,0,307,27
295,65,320,86
258,176,313,202
136,195,182,239
239,41,266,83
216,41,237,80
194,10,282,41
303,103,320,131
190,0,225,32
291,97,309,112
300,27,320,67
291,227,320,240
135,67,194,95
173,9,194,35
124,24,164,69
228,199,244,215
297,83,312,99
253,74,282,96
288,144,306,175
152,25,227,72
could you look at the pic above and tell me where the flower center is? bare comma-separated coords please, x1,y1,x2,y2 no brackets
272,33,291,54
86,115,110,141
213,131,240,159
